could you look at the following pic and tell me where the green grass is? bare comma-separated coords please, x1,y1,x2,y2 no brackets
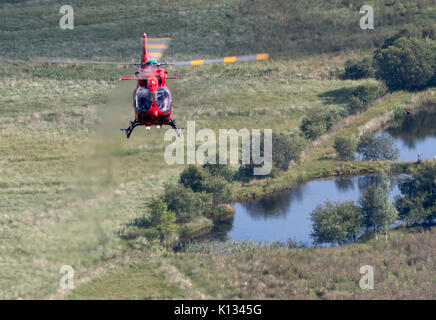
1,0,435,299
69,227,436,299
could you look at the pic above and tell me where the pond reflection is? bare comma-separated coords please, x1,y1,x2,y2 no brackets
383,111,436,161
228,176,400,245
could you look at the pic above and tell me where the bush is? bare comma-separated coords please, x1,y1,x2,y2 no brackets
201,176,233,205
395,162,436,226
147,198,178,241
343,57,375,79
202,161,234,182
374,37,436,91
271,133,306,171
163,184,212,223
179,165,208,192
300,110,341,140
311,201,362,245
334,137,356,161
357,133,399,161
347,83,386,114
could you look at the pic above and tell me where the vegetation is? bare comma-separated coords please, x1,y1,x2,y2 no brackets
347,83,387,114
1,0,435,299
311,201,361,245
357,133,400,161
343,57,375,80
69,226,436,299
300,110,341,140
359,175,398,240
395,162,436,227
334,136,356,161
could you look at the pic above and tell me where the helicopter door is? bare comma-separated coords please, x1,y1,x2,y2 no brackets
155,88,171,113
135,87,153,113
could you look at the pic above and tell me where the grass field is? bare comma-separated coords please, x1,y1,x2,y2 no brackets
0,0,435,299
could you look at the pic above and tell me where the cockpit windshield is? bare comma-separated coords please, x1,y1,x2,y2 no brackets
155,88,171,113
135,88,153,113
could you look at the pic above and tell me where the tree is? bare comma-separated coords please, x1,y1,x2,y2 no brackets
334,137,356,161
374,37,436,91
271,133,306,171
359,174,398,240
395,162,436,228
344,57,375,79
300,110,340,140
311,201,362,246
148,198,178,241
179,165,208,192
357,133,399,161
202,160,234,182
163,183,212,223
202,176,232,205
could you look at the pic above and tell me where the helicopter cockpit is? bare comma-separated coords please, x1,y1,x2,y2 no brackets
135,87,153,113
155,87,171,113
134,87,171,114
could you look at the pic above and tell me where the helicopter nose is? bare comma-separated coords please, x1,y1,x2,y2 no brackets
153,109,159,118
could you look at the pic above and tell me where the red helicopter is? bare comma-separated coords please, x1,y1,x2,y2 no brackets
118,33,269,138
42,33,269,138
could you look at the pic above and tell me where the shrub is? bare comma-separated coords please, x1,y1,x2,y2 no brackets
395,162,436,226
163,184,212,223
343,57,375,79
201,176,233,205
374,37,436,91
179,165,208,192
271,133,306,171
359,176,398,240
347,83,386,114
357,133,399,161
311,201,362,245
334,137,357,161
300,110,341,140
202,161,234,182
147,198,178,241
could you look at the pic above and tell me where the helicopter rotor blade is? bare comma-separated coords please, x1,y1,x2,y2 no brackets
170,53,269,66
35,57,141,66
146,38,172,61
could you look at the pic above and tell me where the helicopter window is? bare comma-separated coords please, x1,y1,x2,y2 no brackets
135,88,153,113
155,88,171,113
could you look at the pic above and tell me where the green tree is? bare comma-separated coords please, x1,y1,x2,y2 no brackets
179,165,208,192
395,162,436,228
359,174,398,240
300,110,340,140
374,37,436,91
334,136,356,161
357,133,399,161
344,57,375,79
202,176,232,205
311,201,362,246
163,183,212,223
202,159,234,182
271,133,306,171
148,198,178,241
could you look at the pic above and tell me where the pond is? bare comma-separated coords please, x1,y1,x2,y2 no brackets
210,110,436,246
220,176,401,246
383,112,436,162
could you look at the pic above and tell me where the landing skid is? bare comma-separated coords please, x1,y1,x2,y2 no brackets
120,119,183,138
120,120,141,139
168,119,183,137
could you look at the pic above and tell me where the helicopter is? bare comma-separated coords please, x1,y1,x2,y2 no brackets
118,33,269,138
42,33,269,138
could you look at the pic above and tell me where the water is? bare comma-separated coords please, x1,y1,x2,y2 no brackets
222,111,436,245
383,112,436,162
224,176,400,245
